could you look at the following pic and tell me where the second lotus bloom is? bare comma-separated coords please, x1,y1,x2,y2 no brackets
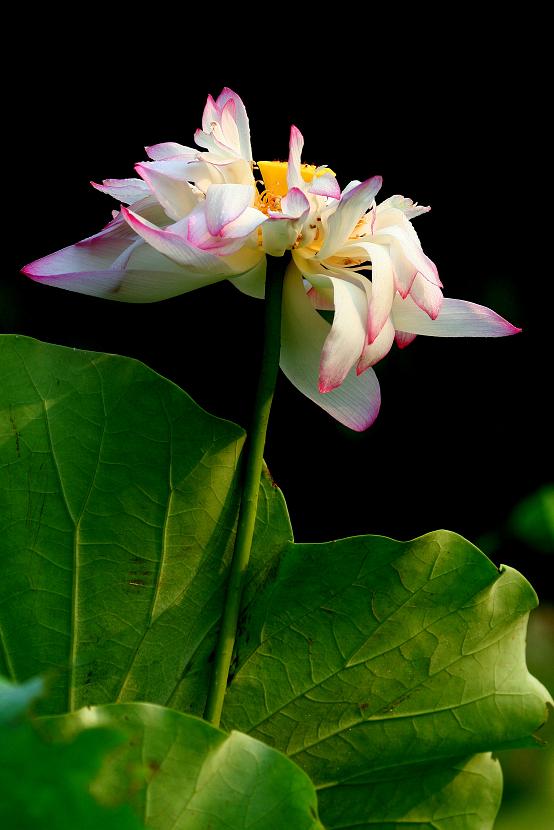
22,88,520,430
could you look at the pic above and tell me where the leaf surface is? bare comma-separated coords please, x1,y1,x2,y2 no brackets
41,701,323,830
0,335,291,715
0,677,145,829
1,335,551,830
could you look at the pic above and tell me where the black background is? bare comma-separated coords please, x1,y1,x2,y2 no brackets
3,20,551,597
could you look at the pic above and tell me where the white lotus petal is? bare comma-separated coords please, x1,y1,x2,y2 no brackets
222,207,266,239
205,184,254,235
391,295,521,336
358,319,395,372
378,194,431,219
309,174,341,200
364,242,396,342
262,218,299,257
280,263,381,431
318,176,383,259
395,331,418,349
91,178,150,204
135,163,199,221
373,221,441,287
279,187,310,219
409,273,444,319
230,256,267,298
145,142,197,161
215,87,253,161
307,273,368,392
121,207,232,273
287,125,305,190
23,237,231,302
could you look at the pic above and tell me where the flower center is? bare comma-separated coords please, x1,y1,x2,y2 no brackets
256,160,335,198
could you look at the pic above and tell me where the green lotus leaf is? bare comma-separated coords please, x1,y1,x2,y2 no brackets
1,335,551,829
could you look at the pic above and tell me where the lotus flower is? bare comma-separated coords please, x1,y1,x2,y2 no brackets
22,88,520,430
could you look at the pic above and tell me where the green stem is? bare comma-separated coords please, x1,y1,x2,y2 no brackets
204,254,286,727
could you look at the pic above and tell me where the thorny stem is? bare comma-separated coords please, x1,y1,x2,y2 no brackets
204,254,287,727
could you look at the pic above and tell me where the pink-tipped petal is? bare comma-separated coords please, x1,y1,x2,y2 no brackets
141,158,227,194
357,319,395,372
145,142,198,161
287,125,305,190
390,242,418,298
20,202,171,278
340,180,362,198
186,207,255,257
23,228,135,279
318,176,383,259
391,295,522,337
139,157,201,181
306,274,368,392
91,178,150,204
202,93,219,132
409,273,444,319
135,163,199,221
22,267,150,298
215,88,252,161
220,98,241,152
395,331,417,349
121,207,232,273
280,263,381,431
194,126,236,158
309,174,341,200
22,234,232,302
373,220,441,288
221,207,266,239
278,187,311,220
186,208,223,249
364,242,396,343
205,184,254,235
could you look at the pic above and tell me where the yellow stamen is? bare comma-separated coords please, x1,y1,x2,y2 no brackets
257,160,335,198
